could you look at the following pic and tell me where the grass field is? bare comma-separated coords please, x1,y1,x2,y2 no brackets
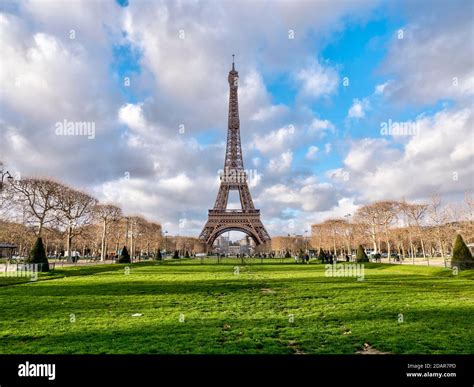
0,259,473,354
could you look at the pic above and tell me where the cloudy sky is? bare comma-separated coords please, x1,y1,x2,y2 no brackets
1,0,473,238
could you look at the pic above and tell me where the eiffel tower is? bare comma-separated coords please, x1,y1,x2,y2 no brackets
199,56,271,248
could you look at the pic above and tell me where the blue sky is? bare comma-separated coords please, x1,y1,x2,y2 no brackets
1,0,473,238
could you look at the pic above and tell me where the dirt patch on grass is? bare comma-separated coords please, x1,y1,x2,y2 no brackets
288,340,306,355
356,342,390,355
261,288,275,294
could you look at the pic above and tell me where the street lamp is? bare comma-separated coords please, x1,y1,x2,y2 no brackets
0,167,13,191
164,230,168,257
344,214,352,259
304,230,308,253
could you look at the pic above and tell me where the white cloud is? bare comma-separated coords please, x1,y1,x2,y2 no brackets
250,126,295,154
259,176,338,213
250,104,288,122
10,0,470,238
158,174,193,193
309,197,359,224
347,98,370,119
374,81,390,95
306,146,319,160
334,107,473,201
344,138,401,173
308,118,335,136
324,143,332,154
267,151,293,174
380,5,474,105
118,103,147,133
295,59,339,99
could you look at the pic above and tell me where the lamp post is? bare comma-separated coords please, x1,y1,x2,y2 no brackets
344,213,352,259
164,230,168,258
0,167,13,191
304,230,308,254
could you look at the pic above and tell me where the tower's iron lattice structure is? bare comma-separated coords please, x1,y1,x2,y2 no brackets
199,58,271,248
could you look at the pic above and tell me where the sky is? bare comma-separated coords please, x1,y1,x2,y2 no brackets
0,0,473,239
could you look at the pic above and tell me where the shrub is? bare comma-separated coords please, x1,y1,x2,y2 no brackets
285,251,291,258
356,245,369,263
173,250,179,259
27,237,49,272
185,251,190,258
451,234,473,270
117,246,131,263
156,250,162,260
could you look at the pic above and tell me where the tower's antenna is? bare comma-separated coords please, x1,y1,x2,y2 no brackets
232,54,235,70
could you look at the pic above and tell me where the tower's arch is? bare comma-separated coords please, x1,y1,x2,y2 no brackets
207,226,261,247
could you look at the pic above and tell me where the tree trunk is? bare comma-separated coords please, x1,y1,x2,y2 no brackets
130,223,134,263
100,219,106,261
371,222,377,253
67,225,72,259
384,225,391,262
438,233,446,267
420,236,427,261
408,232,415,264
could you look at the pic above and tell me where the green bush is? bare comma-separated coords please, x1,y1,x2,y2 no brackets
185,251,190,258
356,245,369,263
27,237,49,272
173,250,179,259
117,246,131,263
284,251,291,258
451,234,473,270
156,250,162,260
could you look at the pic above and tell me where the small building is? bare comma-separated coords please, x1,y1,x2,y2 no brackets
0,243,18,259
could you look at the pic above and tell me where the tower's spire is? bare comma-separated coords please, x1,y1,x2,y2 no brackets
225,53,243,170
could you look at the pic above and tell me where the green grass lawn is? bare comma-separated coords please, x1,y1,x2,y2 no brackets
0,259,473,354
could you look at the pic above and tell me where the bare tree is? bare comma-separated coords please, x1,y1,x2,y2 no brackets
400,200,428,262
94,204,122,261
427,192,450,265
373,201,399,261
355,204,380,254
463,191,474,243
127,216,147,261
322,219,348,257
465,191,474,221
57,187,97,259
10,178,62,236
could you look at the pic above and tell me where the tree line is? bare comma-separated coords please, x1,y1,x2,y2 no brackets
0,169,162,269
311,194,473,266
